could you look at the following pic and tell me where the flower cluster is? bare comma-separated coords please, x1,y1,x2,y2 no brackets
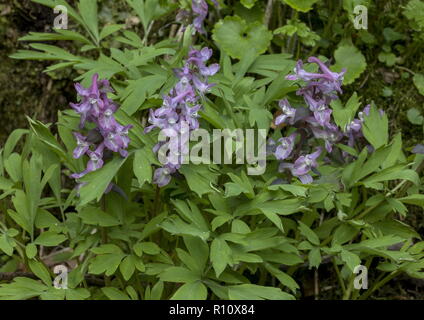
177,0,218,34
70,74,132,179
270,57,370,184
145,47,219,187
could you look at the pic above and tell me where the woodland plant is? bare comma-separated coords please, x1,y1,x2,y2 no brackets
0,0,423,300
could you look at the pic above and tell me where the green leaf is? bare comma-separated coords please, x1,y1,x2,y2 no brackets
172,200,210,232
183,236,209,272
263,211,284,232
28,260,51,286
298,221,320,246
362,104,388,149
256,198,302,216
35,208,60,229
267,184,307,197
159,267,200,283
0,277,48,300
210,238,232,277
19,30,91,45
4,153,22,182
78,0,99,43
362,165,419,187
3,129,28,159
281,0,320,12
100,24,124,40
150,281,164,300
246,95,273,129
120,255,136,281
333,44,367,85
332,224,358,246
413,73,424,96
228,284,294,300
399,194,424,207
330,92,360,130
378,52,397,67
125,0,170,33
264,263,299,293
27,117,68,162
382,133,403,169
34,231,67,247
0,234,14,256
373,220,421,240
212,16,273,60
407,108,424,125
65,288,90,300
26,243,38,259
120,74,167,115
171,281,208,300
79,156,127,206
138,242,161,255
159,216,210,241
91,244,123,255
403,0,424,31
179,164,219,197
133,148,153,186
102,287,130,300
340,249,361,272
78,206,120,227
308,247,322,268
89,252,126,276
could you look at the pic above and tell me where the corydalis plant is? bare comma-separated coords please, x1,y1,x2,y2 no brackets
145,47,219,187
271,57,373,184
70,74,132,180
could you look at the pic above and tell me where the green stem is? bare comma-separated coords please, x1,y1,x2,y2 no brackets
358,271,400,300
342,274,355,300
332,258,346,295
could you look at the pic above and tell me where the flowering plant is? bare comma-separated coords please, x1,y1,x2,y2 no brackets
0,0,423,301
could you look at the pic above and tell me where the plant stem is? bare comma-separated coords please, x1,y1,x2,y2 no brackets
358,270,400,300
264,0,274,27
342,274,355,300
333,258,346,295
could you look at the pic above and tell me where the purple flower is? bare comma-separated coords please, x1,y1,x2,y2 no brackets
192,0,208,34
70,74,132,181
192,75,215,93
280,148,322,184
310,126,342,152
146,47,218,187
86,147,105,172
97,107,118,133
275,99,296,126
73,132,90,159
71,144,105,179
286,57,345,128
286,60,323,82
312,104,332,127
307,57,346,85
275,133,296,160
104,124,132,157
182,104,202,129
153,167,173,187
